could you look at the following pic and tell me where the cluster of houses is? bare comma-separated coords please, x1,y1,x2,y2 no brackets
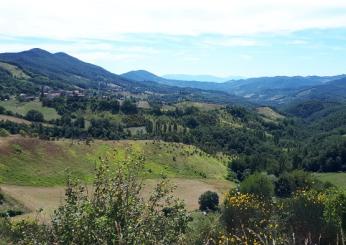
18,87,86,102
43,89,85,99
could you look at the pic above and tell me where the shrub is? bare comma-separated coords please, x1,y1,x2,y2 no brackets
25,110,44,122
0,217,12,242
186,212,223,245
19,129,28,137
121,99,138,114
198,191,219,212
275,172,295,197
284,189,341,244
323,188,346,234
240,172,274,199
275,170,326,198
0,128,9,137
222,190,274,236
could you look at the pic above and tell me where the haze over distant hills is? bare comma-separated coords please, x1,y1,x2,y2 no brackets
121,69,346,106
162,74,245,83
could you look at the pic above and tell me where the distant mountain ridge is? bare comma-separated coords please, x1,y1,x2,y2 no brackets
162,74,245,82
2,48,346,107
0,48,247,105
121,70,166,83
121,70,346,105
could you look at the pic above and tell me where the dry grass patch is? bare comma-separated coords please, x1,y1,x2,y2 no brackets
1,178,234,220
0,115,31,125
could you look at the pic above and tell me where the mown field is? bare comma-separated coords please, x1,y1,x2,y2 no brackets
163,101,222,112
315,172,346,188
0,136,234,216
1,178,233,219
0,99,60,121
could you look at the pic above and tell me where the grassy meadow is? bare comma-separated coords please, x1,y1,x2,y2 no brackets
0,136,228,186
0,99,60,121
315,172,346,188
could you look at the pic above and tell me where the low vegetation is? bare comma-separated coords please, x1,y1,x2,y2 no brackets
0,136,228,186
1,154,345,244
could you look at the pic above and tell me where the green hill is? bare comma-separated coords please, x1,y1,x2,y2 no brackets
0,136,228,186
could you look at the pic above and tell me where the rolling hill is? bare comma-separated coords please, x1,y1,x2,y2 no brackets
0,136,229,186
291,77,346,102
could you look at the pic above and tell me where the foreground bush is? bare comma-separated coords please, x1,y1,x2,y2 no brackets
198,191,219,212
240,172,274,199
217,188,346,245
3,150,190,244
283,188,346,244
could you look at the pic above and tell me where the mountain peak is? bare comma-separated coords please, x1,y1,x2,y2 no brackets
121,70,165,83
54,51,72,57
125,70,157,76
24,48,52,56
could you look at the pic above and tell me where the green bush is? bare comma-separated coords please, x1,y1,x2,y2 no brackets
121,99,138,114
186,212,223,245
25,109,44,122
275,170,327,197
222,190,273,235
0,128,9,137
240,172,274,199
283,189,342,244
198,191,219,212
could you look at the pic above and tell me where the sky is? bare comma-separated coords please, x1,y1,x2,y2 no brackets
1,0,346,77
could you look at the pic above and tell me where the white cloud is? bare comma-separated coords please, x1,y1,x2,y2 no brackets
1,0,346,39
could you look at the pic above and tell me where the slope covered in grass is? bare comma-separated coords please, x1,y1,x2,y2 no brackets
0,136,228,186
0,62,30,79
0,99,60,121
315,172,346,188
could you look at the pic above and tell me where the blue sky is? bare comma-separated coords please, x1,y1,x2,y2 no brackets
1,0,346,77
